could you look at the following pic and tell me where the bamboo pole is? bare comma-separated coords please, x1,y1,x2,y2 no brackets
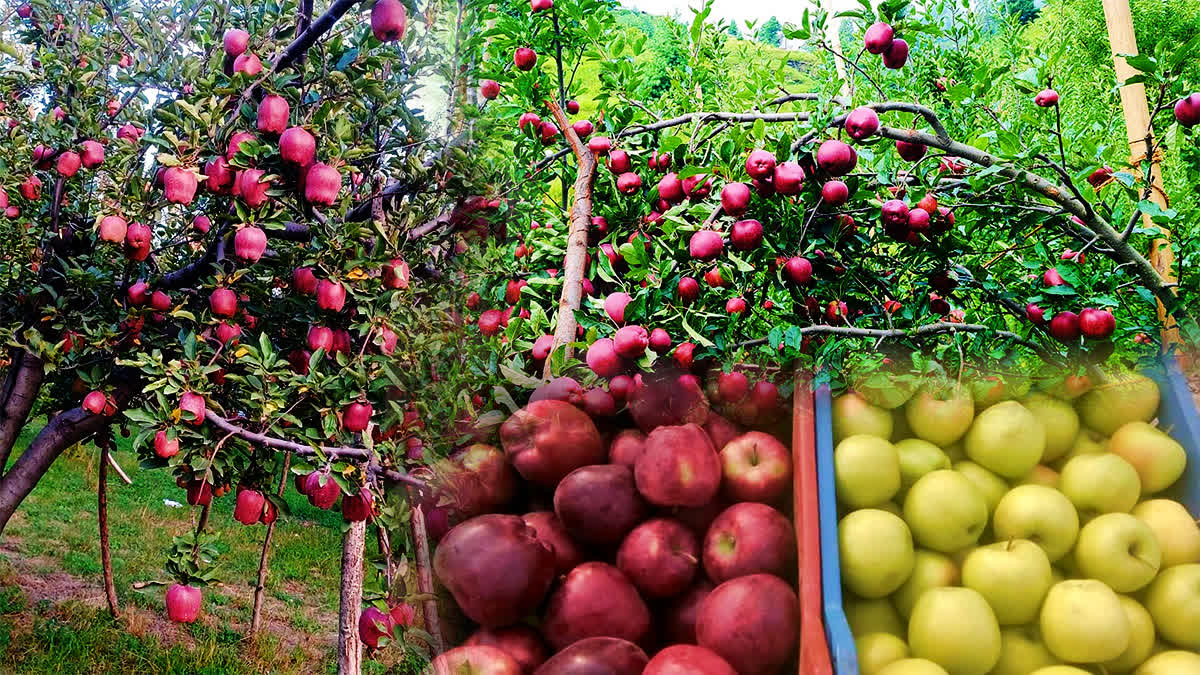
1101,0,1179,347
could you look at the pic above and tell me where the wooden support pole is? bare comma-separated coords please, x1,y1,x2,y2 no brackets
1101,0,1179,347
338,520,367,675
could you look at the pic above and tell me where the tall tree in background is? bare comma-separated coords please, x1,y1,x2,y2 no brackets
758,16,782,46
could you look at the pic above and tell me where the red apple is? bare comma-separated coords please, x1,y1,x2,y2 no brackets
696,574,799,675
608,429,647,468
745,149,776,180
628,370,710,431
1175,93,1200,127
154,430,179,458
513,47,537,70
1035,88,1060,107
180,391,206,425
465,626,548,674
166,584,202,624
534,637,648,675
1048,310,1081,342
256,94,289,134
499,400,605,488
635,423,721,507
896,139,927,161
678,277,700,303
864,21,894,54
1026,302,1046,324
529,377,584,406
554,464,647,546
816,139,857,177
430,646,520,675
702,502,794,582
648,328,672,353
689,230,723,260
279,126,316,166
522,511,585,575
608,149,632,173
720,182,751,216
616,518,699,598
370,0,407,42
223,28,249,56
445,444,517,516
772,161,805,195
613,325,649,359
588,136,611,154
234,488,266,525
305,162,341,206
719,432,792,503
845,106,880,140
645,645,737,675
730,219,763,251
586,338,625,378
541,562,651,651
882,38,909,69
821,180,850,206
784,256,813,284
1078,307,1115,339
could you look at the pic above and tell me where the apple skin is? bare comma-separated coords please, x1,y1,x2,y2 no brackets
540,562,651,652
634,423,722,507
835,435,901,508
696,574,800,675
500,400,606,488
992,484,1079,562
432,514,556,628
1021,393,1080,464
608,429,647,468
846,596,905,638
660,579,714,644
719,431,792,503
627,370,711,432
908,587,1001,675
864,21,894,54
1142,563,1200,650
892,550,960,619
645,645,737,675
989,626,1059,675
1039,580,1131,663
702,502,795,583
531,637,648,675
1075,373,1159,436
522,511,585,576
703,413,744,452
1058,453,1141,520
964,401,1045,479
616,518,698,598
903,470,988,553
832,392,894,442
445,444,517,517
1136,651,1200,674
465,626,550,674
962,539,1052,625
554,464,647,547
904,385,975,447
877,660,950,675
855,632,910,674
1132,499,1200,567
838,508,914,598
1108,421,1187,494
895,439,950,493
1102,595,1156,673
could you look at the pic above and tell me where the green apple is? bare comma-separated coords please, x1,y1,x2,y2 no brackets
836,435,901,508
1030,668,1093,675
891,549,959,619
905,384,975,447
1020,464,1060,489
877,659,950,675
1076,373,1159,436
855,371,917,410
1135,651,1200,675
953,461,1008,514
908,587,1001,675
846,595,905,638
964,400,1045,478
857,632,910,675
990,626,1059,675
1022,393,1080,463
1059,453,1141,520
992,485,1080,562
903,470,988,553
970,375,1010,409
1040,579,1130,663
1074,512,1161,593
1052,428,1107,470
1109,422,1187,494
895,439,950,492
1103,595,1156,673
962,539,1052,625
839,509,915,599
1142,563,1200,650
833,392,894,443
1132,499,1200,567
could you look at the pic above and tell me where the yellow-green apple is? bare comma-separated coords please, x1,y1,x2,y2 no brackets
908,587,1002,675
702,502,795,583
1059,453,1141,520
964,401,1045,478
1022,394,1080,463
905,384,975,447
1029,668,1093,675
856,632,910,675
877,659,950,675
1053,428,1107,469
838,509,915,598
1040,580,1130,662
1021,465,1061,489
845,596,905,638
993,485,1080,562
832,392,893,442
1142,563,1200,649
719,431,792,503
895,439,950,493
835,435,901,508
1108,422,1187,494
962,539,1052,624
891,550,959,618
1076,374,1159,435
1132,499,1200,567
990,626,1059,675
903,470,988,553
1135,651,1200,674
1103,595,1156,672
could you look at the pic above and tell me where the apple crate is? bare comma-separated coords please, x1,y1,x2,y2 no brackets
811,354,1200,674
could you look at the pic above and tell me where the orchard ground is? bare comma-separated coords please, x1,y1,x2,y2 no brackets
0,423,412,674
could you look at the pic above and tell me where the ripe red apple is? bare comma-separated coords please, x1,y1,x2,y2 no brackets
660,580,715,644
586,338,625,378
513,46,537,70
689,230,723,260
223,28,249,56
1048,310,1081,342
434,514,556,627
370,0,407,41
566,99,580,114
1078,307,1115,339
720,182,751,216
541,562,651,651
604,291,632,323
233,52,262,75
430,645,520,675
180,391,206,425
521,511,585,576
682,174,712,200
19,175,41,200
1026,302,1046,324
783,256,813,285
150,290,172,312
215,322,241,345
588,136,611,154
478,309,503,336
716,371,749,404
55,150,81,177
82,391,112,416
305,162,341,206
539,122,559,144
816,139,856,176
534,637,648,675
166,584,202,624
1043,267,1066,286
674,342,696,369
908,206,931,232
343,400,373,432
656,172,685,203
316,279,345,311
256,94,289,134
465,626,549,674
500,400,605,487
730,219,763,251
725,297,747,315
479,79,501,100
696,574,799,675
702,502,794,582
98,214,127,243
582,388,617,417
635,423,721,507
518,112,542,132
896,139,927,161
358,606,393,650
772,161,805,195
341,488,375,522
613,325,649,359
608,429,647,468
845,107,880,140
1175,93,1200,127
678,276,700,303
745,149,776,180
864,21,894,54
882,38,909,69
1035,88,1060,107
154,430,179,458
203,156,234,193
381,258,410,290
279,126,315,165
821,180,850,206
234,488,266,525
233,226,267,262
571,119,593,138
616,172,642,194
554,464,647,546
645,645,737,675
881,199,910,226
616,518,699,598
608,149,632,173
628,370,710,431
720,431,792,503
236,168,270,207
186,480,213,506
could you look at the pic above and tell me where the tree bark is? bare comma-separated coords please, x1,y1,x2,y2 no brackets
0,350,45,473
0,407,109,537
250,453,290,635
412,504,444,655
98,449,119,617
338,519,367,675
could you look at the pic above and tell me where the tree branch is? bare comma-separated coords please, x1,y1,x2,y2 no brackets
272,0,360,72
0,351,44,474
740,322,1045,354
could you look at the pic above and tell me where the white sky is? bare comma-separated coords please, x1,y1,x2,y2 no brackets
617,0,864,28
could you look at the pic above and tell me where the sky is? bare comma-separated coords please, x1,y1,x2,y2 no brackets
617,0,864,28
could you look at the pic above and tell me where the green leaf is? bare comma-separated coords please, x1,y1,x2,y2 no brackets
681,315,715,348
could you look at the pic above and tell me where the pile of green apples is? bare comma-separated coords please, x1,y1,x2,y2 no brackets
831,371,1200,675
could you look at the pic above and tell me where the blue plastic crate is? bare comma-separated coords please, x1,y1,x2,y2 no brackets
814,354,1200,675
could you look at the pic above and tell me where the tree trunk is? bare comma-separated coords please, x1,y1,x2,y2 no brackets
98,449,120,618
0,350,45,472
338,519,367,675
0,407,109,537
250,453,290,635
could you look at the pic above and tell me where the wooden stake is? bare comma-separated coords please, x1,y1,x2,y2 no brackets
97,448,119,618
1101,0,1179,346
411,504,444,655
338,519,367,675
250,452,290,636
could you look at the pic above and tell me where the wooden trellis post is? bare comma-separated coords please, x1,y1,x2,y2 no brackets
1101,0,1179,347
